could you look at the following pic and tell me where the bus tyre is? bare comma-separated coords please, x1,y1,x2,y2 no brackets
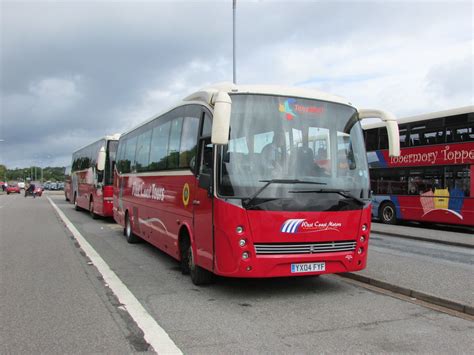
89,197,98,219
180,236,190,275
124,213,140,244
187,243,213,285
380,202,397,224
74,194,80,211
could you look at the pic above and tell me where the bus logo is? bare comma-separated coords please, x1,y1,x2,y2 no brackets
279,99,297,121
281,219,342,234
182,183,190,207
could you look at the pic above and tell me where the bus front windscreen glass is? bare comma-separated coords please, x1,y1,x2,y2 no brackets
218,94,369,211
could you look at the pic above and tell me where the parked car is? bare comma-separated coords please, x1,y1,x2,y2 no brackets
6,184,21,194
17,182,25,189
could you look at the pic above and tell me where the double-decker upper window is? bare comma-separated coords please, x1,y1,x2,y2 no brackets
116,105,201,174
365,112,473,151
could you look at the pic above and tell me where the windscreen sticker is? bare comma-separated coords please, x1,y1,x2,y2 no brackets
279,99,297,121
279,99,324,121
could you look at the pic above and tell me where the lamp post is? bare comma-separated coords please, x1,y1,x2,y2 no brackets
233,0,237,84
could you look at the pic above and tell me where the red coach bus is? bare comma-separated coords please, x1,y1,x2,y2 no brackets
364,106,474,226
71,134,120,218
113,83,400,284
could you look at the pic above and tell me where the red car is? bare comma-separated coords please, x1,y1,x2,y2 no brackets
6,184,21,194
34,186,43,197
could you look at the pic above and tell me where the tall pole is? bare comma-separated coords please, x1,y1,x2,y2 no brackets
233,0,237,84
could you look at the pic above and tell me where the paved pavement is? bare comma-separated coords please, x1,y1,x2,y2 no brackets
348,225,474,315
371,222,473,248
0,194,149,353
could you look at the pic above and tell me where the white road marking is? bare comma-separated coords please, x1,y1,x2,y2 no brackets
47,197,183,355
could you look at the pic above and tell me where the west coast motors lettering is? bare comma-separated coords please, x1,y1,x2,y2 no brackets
301,221,342,232
386,143,474,167
132,182,165,201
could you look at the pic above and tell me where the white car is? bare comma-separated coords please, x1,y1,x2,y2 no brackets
17,182,25,189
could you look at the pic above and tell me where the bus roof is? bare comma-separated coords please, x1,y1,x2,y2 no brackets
362,105,474,130
183,82,354,107
72,133,120,154
120,83,355,138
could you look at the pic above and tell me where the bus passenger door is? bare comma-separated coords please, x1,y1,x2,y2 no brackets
192,138,214,271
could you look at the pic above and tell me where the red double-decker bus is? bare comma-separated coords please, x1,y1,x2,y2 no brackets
364,106,474,226
113,83,400,284
71,134,119,218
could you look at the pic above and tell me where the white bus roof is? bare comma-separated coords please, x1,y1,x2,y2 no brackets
183,82,354,107
121,83,355,137
362,105,474,130
72,133,121,154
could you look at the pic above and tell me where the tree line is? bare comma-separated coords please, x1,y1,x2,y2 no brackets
0,165,66,182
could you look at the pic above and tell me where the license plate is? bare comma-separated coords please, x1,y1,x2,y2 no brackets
291,262,326,273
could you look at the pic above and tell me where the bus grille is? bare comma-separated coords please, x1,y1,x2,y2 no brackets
254,240,357,255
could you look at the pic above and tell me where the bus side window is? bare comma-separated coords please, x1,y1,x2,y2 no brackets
198,139,213,190
124,135,138,173
180,105,200,169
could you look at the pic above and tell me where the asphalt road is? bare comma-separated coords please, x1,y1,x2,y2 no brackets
1,193,473,353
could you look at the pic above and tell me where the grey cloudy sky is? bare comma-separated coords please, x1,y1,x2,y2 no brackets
1,0,473,168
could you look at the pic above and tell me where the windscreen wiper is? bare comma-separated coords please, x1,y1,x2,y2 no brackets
288,188,365,206
242,179,326,209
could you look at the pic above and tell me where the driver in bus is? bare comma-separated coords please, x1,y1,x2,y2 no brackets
261,131,286,176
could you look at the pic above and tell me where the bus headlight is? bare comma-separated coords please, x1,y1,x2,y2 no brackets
239,239,247,247
242,252,250,260
236,226,244,234
357,247,364,255
362,224,368,232
360,236,366,243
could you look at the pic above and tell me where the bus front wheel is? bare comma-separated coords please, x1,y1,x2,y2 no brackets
124,212,140,244
380,202,397,224
187,242,213,285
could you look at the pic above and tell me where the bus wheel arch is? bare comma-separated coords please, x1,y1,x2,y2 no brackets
124,210,139,243
379,201,397,224
178,227,191,275
74,192,80,211
89,195,98,219
179,226,213,285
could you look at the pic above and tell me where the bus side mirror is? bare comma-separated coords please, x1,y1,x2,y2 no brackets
359,109,400,157
97,146,106,171
198,173,213,196
211,92,232,145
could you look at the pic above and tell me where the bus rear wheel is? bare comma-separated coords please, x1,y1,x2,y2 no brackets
187,242,213,285
124,212,140,244
74,193,80,211
380,202,397,224
89,197,98,219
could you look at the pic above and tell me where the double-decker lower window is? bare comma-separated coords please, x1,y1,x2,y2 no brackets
371,165,471,197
